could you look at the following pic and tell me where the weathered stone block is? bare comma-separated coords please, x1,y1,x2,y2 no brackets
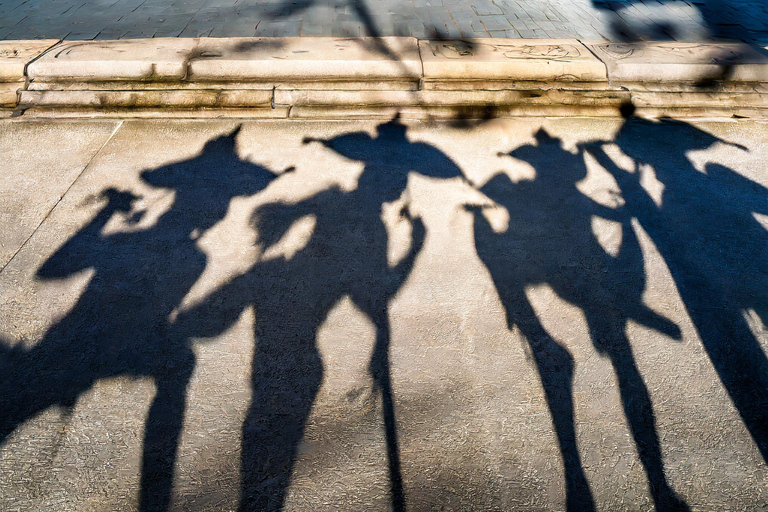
189,37,422,81
0,40,59,82
275,88,627,107
419,39,607,81
27,39,199,81
421,79,612,91
0,83,20,107
630,91,768,108
20,107,290,118
587,42,768,83
19,89,272,108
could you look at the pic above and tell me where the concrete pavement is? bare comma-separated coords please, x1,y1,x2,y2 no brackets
1,116,767,511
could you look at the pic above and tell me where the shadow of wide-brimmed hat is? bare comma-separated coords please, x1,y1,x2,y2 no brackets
140,125,280,194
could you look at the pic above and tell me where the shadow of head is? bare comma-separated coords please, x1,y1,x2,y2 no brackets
616,104,747,159
375,113,409,142
138,125,282,226
499,128,587,183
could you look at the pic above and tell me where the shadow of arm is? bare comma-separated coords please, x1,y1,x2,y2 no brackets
172,274,253,340
37,188,138,279
388,213,426,287
584,143,659,219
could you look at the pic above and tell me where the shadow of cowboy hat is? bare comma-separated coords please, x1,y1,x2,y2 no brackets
139,125,283,195
616,105,747,152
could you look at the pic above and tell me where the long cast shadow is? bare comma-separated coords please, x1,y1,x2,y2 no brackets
0,126,283,512
586,115,768,466
468,128,688,512
176,117,466,512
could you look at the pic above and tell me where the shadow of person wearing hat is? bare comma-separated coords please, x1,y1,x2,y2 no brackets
176,116,468,512
0,126,286,512
586,113,768,468
468,128,687,512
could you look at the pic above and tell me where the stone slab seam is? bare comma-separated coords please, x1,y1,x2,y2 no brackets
14,39,63,115
21,40,63,86
0,39,60,108
578,38,610,85
0,120,123,275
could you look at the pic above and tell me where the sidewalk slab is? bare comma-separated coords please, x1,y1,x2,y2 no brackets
419,39,607,82
1,118,767,511
586,42,768,83
0,121,119,270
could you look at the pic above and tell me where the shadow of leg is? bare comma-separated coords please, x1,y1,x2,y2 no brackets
685,303,768,464
509,290,596,512
139,349,196,512
369,313,406,512
592,316,689,512
239,346,323,512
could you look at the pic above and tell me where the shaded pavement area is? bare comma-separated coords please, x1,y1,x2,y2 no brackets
1,116,767,511
0,0,766,43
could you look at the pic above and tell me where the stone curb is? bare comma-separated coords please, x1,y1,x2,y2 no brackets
0,40,59,107
2,37,768,118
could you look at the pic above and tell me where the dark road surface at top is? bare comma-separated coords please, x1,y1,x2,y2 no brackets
1,0,766,43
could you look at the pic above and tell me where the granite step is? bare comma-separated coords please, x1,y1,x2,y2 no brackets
2,37,767,118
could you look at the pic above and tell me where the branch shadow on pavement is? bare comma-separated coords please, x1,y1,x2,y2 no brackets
591,0,768,45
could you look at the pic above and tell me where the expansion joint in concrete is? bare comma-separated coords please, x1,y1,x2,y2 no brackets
0,120,124,275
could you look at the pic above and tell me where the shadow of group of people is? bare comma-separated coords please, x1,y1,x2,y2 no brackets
0,114,766,512
471,117,767,511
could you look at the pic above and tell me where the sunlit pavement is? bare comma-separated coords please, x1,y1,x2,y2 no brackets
1,116,766,511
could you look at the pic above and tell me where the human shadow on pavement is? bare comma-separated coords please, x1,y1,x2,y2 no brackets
175,117,466,512
468,128,688,512
585,114,768,467
0,126,284,512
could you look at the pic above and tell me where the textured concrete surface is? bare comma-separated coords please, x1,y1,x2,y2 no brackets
0,0,766,44
0,117,767,512
0,120,120,269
